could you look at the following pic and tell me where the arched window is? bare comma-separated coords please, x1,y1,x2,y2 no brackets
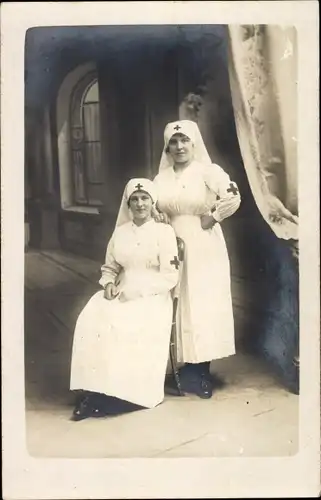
70,72,103,206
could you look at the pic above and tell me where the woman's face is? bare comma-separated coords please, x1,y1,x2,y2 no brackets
167,133,194,164
128,190,153,223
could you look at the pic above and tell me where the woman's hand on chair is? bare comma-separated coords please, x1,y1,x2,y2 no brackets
104,283,119,300
153,209,170,224
200,214,216,230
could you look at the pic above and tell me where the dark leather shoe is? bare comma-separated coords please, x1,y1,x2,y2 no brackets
91,406,108,418
197,376,213,399
71,396,93,421
179,367,213,399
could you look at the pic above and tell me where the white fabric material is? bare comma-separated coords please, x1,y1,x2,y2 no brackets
115,178,157,228
125,178,157,203
70,219,179,408
211,181,241,222
159,120,212,171
227,26,298,242
154,153,240,362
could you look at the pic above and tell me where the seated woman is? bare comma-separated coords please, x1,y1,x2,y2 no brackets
70,178,179,421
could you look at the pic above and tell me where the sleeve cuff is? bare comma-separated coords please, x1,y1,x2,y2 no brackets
211,211,220,223
99,278,113,289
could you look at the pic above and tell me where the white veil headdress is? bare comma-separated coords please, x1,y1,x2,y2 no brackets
158,120,212,171
114,178,158,228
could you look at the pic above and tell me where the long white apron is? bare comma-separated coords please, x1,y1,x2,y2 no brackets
154,161,236,363
70,220,177,409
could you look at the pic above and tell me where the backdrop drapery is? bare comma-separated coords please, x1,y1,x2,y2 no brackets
227,25,299,392
227,25,298,251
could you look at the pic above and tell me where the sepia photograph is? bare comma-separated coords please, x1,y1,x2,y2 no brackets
1,2,320,499
24,22,300,459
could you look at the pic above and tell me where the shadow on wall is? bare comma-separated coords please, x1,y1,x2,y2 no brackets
226,213,300,395
255,234,299,395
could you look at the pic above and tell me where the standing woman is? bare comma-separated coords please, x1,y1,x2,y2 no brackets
153,120,241,399
70,178,179,420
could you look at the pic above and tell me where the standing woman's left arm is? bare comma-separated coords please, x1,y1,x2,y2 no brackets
203,163,241,225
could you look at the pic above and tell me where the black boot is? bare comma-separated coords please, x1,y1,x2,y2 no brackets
179,363,213,399
198,362,226,390
71,392,95,421
90,393,111,418
71,392,108,421
196,362,211,378
196,362,213,399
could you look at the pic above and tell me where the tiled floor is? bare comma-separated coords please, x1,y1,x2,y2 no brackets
24,250,299,458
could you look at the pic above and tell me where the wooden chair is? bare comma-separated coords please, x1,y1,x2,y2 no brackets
169,237,185,396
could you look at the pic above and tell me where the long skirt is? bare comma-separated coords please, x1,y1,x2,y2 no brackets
171,215,235,363
70,290,173,408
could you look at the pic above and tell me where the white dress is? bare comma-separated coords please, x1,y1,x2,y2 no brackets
154,160,241,364
70,219,179,409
